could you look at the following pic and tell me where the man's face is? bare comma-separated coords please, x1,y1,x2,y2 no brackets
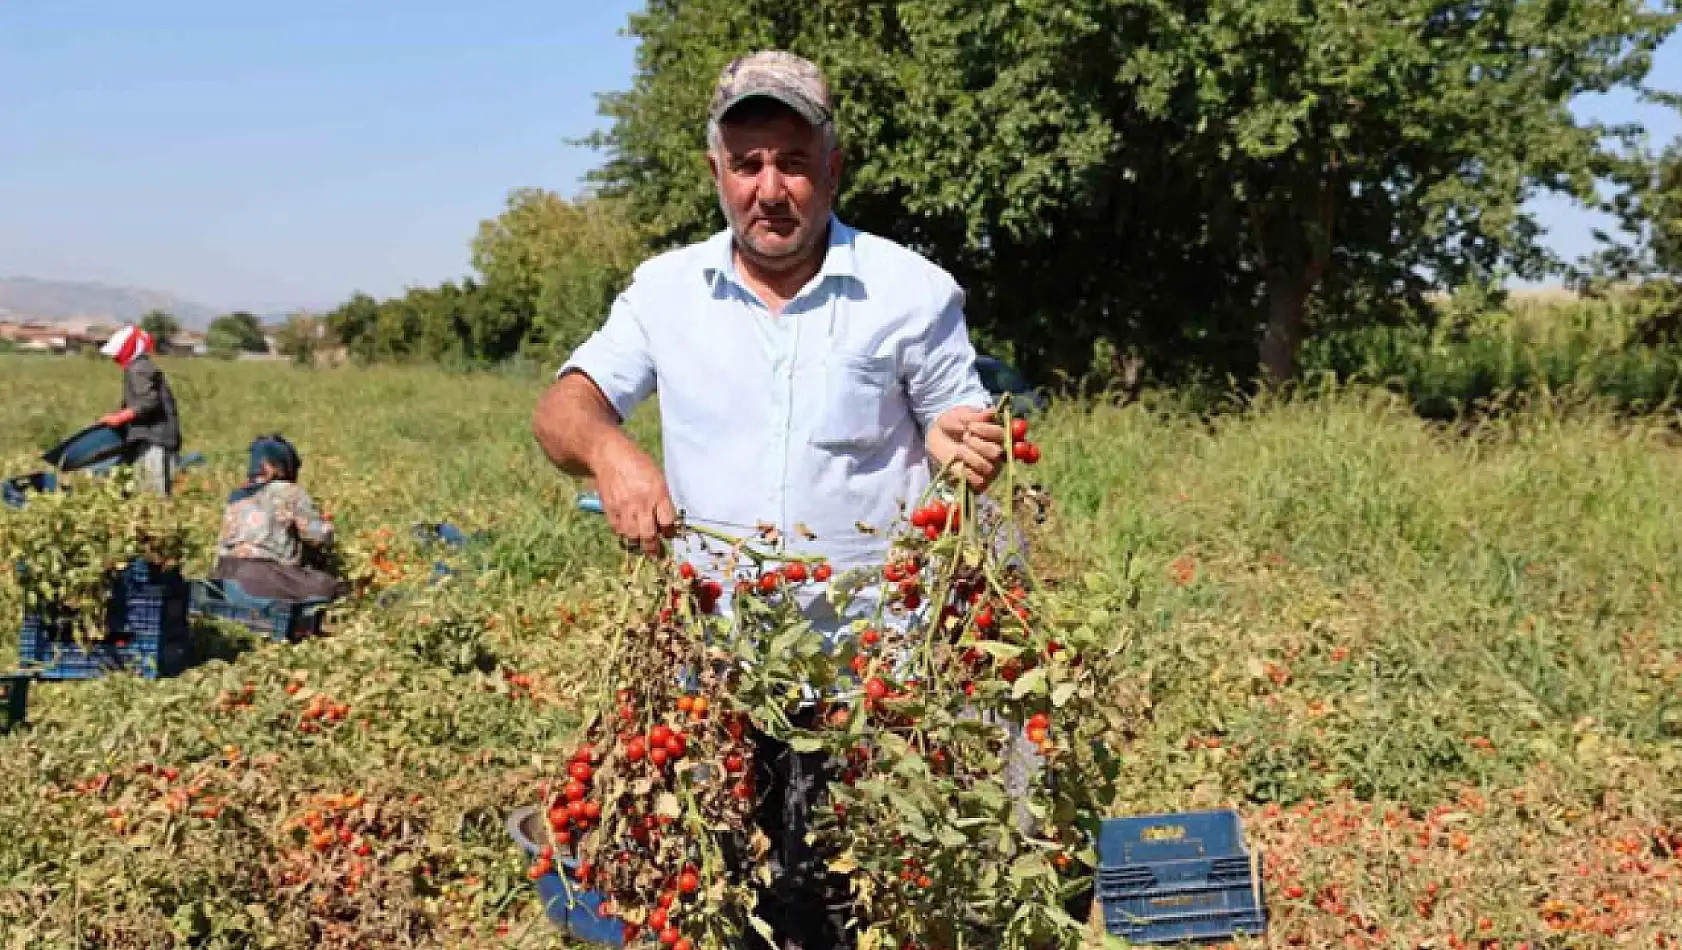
709,104,842,270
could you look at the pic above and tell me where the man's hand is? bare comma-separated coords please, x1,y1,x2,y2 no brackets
533,371,675,555
927,406,1007,492
99,409,135,428
592,437,679,556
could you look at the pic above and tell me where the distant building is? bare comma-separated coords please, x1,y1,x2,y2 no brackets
159,328,208,356
0,321,71,352
52,317,116,352
0,318,221,356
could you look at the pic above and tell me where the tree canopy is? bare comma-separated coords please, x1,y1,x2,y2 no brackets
313,0,1679,388
589,0,1679,385
206,311,269,357
323,190,643,368
138,310,181,350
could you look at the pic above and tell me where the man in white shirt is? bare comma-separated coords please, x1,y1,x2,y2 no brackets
533,50,1008,950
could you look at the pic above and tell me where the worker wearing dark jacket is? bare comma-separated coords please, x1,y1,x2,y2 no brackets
97,325,182,496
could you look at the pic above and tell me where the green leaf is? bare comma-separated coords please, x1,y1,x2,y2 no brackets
935,824,968,849
1011,666,1049,699
969,781,1008,812
1009,853,1048,885
976,641,1025,662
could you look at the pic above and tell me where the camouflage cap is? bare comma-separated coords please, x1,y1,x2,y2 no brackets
708,50,832,129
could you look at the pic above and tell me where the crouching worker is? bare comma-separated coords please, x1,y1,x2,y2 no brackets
211,434,348,602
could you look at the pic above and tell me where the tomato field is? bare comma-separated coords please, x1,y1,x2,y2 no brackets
0,355,1677,948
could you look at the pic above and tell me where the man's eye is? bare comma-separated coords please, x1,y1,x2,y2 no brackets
779,157,808,174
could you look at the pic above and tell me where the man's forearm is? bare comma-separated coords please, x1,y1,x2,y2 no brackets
532,371,631,479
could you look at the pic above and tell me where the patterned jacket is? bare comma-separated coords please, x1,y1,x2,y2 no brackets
215,481,332,567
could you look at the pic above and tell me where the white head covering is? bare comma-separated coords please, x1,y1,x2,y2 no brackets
99,325,155,362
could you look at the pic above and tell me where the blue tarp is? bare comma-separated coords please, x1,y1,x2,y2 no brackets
40,424,126,473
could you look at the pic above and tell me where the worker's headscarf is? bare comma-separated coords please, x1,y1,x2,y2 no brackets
99,326,155,367
228,434,302,503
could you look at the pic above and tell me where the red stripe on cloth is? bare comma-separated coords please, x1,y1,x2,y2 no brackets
116,329,142,365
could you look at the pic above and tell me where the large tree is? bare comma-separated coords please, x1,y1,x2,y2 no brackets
272,312,329,366
471,188,646,365
1582,95,1682,287
138,309,181,351
206,311,269,357
590,0,1678,385
325,293,383,363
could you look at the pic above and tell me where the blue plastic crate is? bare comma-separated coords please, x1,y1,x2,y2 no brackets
18,560,192,680
189,578,328,642
506,806,625,946
412,521,489,549
1096,808,1268,945
3,471,57,510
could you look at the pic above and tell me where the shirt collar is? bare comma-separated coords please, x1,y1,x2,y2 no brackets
704,214,859,294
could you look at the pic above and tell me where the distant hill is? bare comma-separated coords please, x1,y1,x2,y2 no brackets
0,277,221,329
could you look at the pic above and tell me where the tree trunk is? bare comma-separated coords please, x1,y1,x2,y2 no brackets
1249,167,1337,390
1260,272,1308,387
1111,350,1145,402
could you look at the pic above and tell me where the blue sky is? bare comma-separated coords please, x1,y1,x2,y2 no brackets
2,2,1679,313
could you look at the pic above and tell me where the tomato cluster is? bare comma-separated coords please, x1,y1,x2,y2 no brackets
776,432,1114,948
530,566,775,950
731,557,832,599
1009,416,1043,465
539,399,1102,949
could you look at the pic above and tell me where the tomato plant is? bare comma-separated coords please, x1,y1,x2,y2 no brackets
0,467,202,643
541,406,1130,949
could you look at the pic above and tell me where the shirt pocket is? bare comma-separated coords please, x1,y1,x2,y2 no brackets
812,354,896,449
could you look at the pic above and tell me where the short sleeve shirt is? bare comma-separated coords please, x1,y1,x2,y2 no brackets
559,216,991,575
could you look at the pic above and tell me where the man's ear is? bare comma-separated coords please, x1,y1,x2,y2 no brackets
827,146,844,189
706,150,720,182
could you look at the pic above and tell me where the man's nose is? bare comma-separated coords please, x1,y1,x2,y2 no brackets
755,165,789,206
